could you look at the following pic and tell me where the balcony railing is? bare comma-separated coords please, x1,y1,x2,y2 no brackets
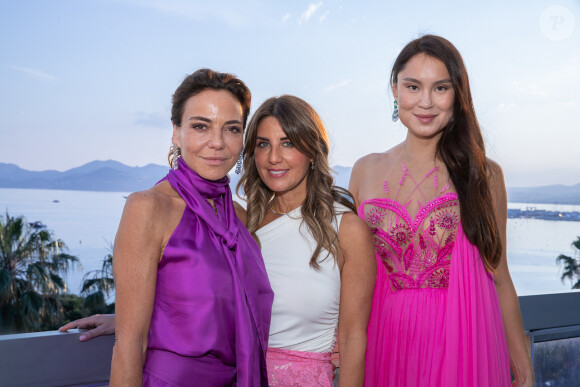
1,292,579,386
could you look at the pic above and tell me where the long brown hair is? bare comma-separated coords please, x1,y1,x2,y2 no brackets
237,95,355,269
391,35,501,270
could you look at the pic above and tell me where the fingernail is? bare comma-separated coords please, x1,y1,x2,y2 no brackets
80,335,87,341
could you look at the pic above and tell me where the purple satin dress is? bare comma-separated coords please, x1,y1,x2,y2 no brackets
142,158,273,386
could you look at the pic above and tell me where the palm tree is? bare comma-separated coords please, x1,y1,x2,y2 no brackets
80,248,115,315
556,236,580,289
0,212,80,333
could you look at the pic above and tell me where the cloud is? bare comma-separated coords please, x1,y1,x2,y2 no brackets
504,57,579,104
498,102,517,110
12,66,55,82
299,2,323,24
326,79,351,92
134,111,170,128
319,11,329,23
282,13,291,22
509,81,550,97
113,0,249,28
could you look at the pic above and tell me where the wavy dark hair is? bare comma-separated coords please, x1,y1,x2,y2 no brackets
168,68,251,166
237,95,355,269
391,35,501,270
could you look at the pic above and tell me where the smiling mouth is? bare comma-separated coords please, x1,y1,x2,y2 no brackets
414,114,437,123
203,157,228,164
268,169,288,177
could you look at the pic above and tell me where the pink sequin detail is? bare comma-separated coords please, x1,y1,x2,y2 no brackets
367,206,387,226
436,209,459,230
360,194,459,290
429,218,437,236
389,223,413,246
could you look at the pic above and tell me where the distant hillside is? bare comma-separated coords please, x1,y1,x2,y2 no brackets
0,161,169,192
2,161,579,204
507,183,580,205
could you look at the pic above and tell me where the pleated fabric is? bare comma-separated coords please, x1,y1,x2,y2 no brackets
364,224,510,386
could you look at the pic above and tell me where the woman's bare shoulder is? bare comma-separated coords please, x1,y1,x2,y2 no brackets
485,158,504,178
121,181,184,234
353,146,401,175
127,181,180,211
485,158,507,206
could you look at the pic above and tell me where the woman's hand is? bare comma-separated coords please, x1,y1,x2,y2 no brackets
59,314,116,342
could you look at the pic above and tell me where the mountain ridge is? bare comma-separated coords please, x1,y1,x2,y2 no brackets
1,161,579,204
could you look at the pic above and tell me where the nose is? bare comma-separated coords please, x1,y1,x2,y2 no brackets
418,90,433,109
268,146,282,164
208,128,225,150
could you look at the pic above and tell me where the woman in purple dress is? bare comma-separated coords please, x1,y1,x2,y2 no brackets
96,69,273,386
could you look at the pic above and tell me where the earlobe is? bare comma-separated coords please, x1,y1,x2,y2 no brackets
392,84,398,100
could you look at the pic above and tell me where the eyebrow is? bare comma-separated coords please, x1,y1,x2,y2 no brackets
256,136,289,141
186,116,242,125
401,77,452,85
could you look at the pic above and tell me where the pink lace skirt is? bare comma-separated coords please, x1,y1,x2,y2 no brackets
266,347,334,386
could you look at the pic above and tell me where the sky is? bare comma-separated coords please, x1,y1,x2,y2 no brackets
1,0,579,187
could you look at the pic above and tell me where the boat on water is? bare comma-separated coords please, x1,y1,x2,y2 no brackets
29,221,47,229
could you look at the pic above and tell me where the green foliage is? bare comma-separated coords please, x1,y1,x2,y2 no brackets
59,293,84,327
80,248,115,315
0,212,80,333
556,236,580,289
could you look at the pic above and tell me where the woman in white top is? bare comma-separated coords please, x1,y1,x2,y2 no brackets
238,95,375,385
61,95,376,386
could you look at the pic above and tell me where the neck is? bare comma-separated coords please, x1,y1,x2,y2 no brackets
403,133,440,165
271,190,306,214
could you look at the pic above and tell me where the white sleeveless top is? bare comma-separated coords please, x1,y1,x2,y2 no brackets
256,203,349,353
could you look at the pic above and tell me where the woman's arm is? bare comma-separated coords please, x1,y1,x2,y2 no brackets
109,191,165,386
488,160,534,387
337,212,376,387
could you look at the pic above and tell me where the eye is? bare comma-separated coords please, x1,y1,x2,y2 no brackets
192,124,207,131
226,125,242,134
256,141,269,149
282,141,294,148
407,84,419,91
435,85,449,92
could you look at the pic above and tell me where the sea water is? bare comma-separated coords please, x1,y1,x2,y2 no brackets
1,189,579,296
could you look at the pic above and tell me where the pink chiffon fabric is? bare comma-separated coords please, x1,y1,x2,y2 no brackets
364,222,510,386
266,347,334,386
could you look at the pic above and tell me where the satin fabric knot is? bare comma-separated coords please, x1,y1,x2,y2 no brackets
174,158,229,199
164,158,273,386
167,157,240,247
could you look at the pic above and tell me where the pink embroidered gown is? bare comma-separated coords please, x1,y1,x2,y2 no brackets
361,163,510,387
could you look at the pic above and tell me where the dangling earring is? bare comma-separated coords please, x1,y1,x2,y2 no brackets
235,149,243,174
171,144,181,170
392,100,399,122
310,161,315,170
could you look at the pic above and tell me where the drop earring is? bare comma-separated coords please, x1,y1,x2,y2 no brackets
171,144,181,170
392,100,399,122
235,149,243,174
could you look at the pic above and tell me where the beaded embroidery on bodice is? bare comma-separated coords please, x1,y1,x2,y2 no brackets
360,163,459,291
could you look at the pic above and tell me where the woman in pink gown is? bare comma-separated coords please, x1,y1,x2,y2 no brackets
349,35,534,386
